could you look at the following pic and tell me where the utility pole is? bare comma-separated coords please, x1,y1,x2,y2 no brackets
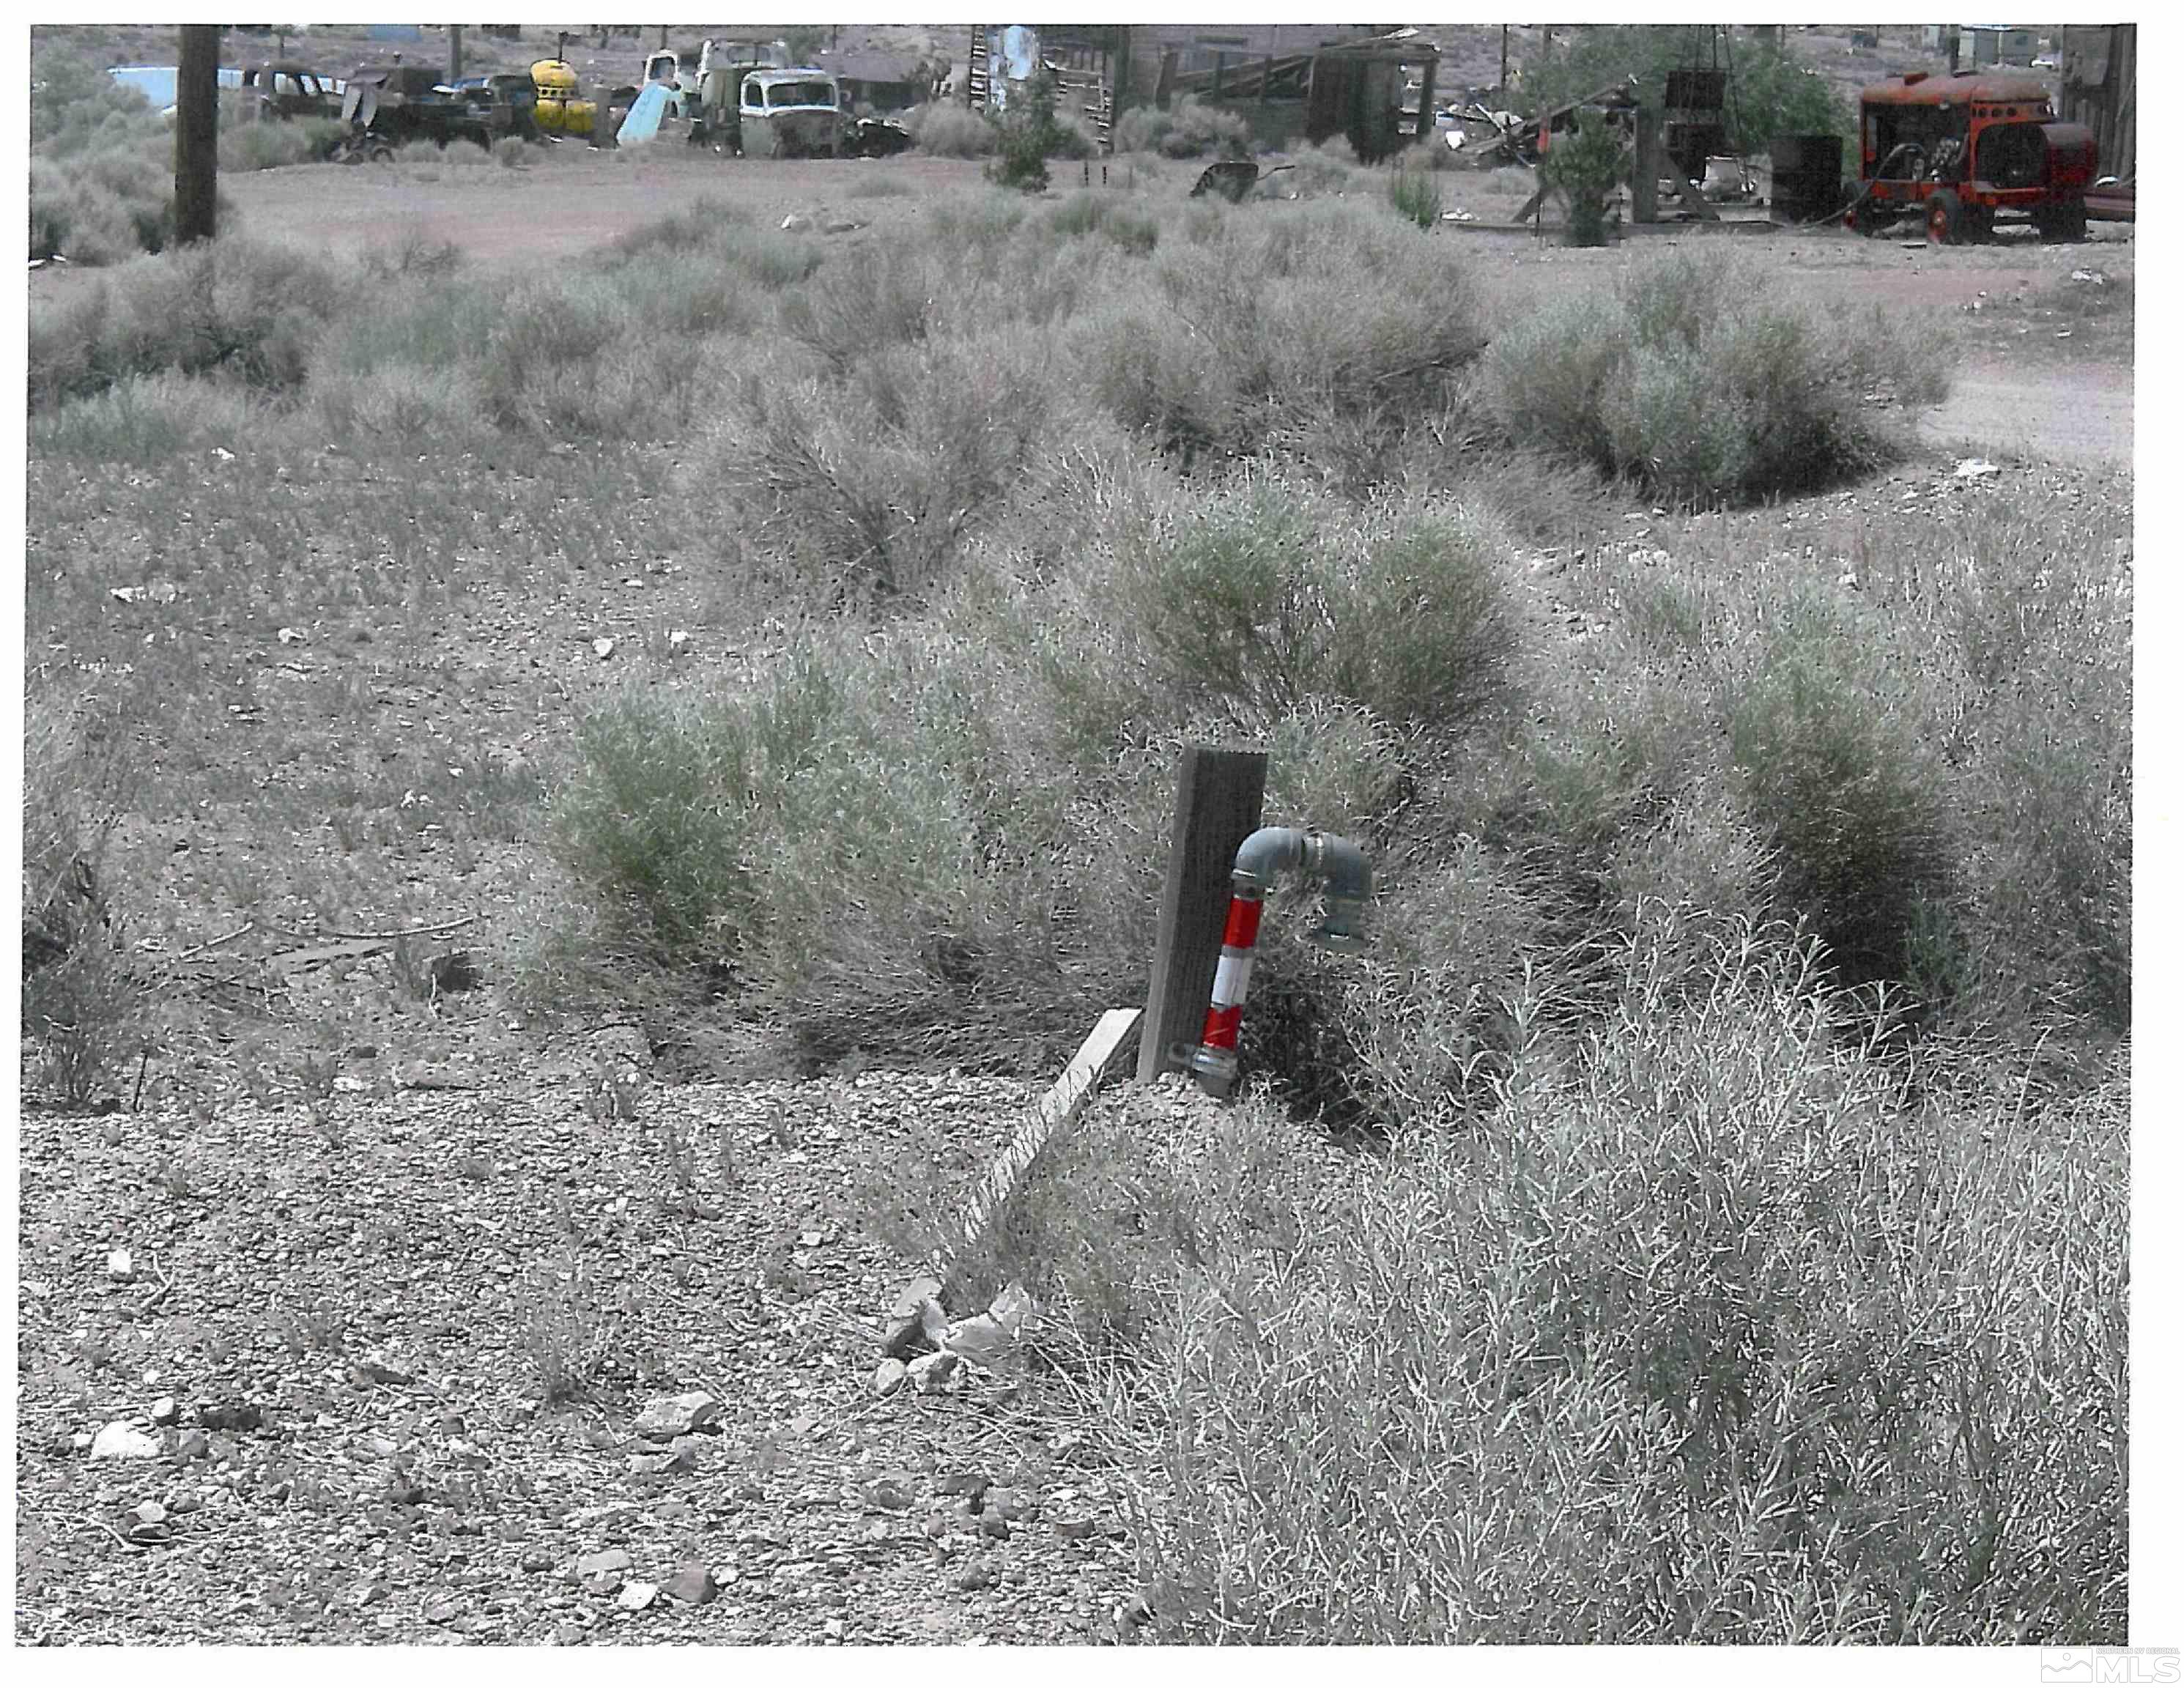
175,24,220,246
449,25,463,81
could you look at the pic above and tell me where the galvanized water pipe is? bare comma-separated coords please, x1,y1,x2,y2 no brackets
1190,826,1372,1098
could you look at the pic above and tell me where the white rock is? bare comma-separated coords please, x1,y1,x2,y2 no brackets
618,1580,659,1612
149,1396,178,1425
908,1350,966,1396
634,1391,722,1441
593,637,616,660
106,1248,135,1282
988,1282,1034,1339
873,1358,908,1398
89,1422,162,1461
942,1313,1015,1370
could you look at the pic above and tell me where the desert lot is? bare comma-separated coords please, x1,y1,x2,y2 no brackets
20,138,2133,1646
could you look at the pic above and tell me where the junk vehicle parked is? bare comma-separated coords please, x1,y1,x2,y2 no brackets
1850,69,2096,243
733,67,844,158
238,59,338,120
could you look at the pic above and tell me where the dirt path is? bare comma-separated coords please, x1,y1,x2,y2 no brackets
1920,356,2133,467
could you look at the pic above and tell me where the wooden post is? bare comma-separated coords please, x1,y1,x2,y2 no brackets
174,24,221,247
449,24,464,81
1632,101,1659,222
1137,744,1267,1084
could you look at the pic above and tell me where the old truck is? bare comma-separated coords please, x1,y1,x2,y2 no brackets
1849,69,2097,243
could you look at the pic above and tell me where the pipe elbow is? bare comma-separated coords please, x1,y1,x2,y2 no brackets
1306,831,1374,954
1230,826,1308,894
1228,826,1374,952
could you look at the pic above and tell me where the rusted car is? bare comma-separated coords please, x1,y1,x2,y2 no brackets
738,68,843,158
1850,69,2096,243
240,59,338,120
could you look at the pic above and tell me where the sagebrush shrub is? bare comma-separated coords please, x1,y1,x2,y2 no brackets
1728,596,1955,992
1483,250,1906,503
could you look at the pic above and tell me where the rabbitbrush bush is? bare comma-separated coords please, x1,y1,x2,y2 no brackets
1484,248,1916,503
1081,921,2125,1643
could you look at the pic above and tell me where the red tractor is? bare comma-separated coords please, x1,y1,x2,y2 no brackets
1850,69,2096,244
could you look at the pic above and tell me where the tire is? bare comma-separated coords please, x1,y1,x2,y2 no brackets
1925,188,1964,245
2035,202,2088,243
369,144,394,164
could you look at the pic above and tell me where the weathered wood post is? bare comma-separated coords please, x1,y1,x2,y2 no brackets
1632,100,1659,223
1136,744,1267,1083
449,24,464,82
175,24,221,246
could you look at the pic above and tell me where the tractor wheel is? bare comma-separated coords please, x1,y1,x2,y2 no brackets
2035,202,2089,243
1925,188,1965,245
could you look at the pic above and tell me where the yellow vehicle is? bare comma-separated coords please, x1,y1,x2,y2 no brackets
530,59,596,136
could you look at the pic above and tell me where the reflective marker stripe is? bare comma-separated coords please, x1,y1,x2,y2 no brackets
1210,948,1254,1009
1221,895,1264,950
1199,892,1265,1054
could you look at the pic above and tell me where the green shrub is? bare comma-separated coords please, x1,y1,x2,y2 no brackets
1115,96,1252,160
1727,591,1955,993
1388,159,1442,228
906,101,996,158
29,237,355,408
1483,249,1911,503
1048,190,1158,253
1104,930,2126,1643
21,687,141,1106
988,70,1064,192
1541,106,1622,245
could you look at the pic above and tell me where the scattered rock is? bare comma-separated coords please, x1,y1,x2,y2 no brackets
908,1350,966,1396
197,1402,262,1433
634,1391,722,1441
89,1422,162,1462
617,1580,659,1613
872,1358,908,1398
863,1473,916,1512
663,1563,717,1606
521,1549,556,1573
131,1499,169,1529
575,1547,632,1594
936,1471,990,1500
988,1282,1034,1337
553,1622,588,1646
425,1595,463,1625
952,1561,996,1593
1953,458,2002,480
881,1285,950,1361
106,1248,135,1282
149,1396,179,1425
941,1312,1015,1370
1053,1516,1103,1541
981,1486,1032,1522
70,1431,92,1453
978,1510,1011,1541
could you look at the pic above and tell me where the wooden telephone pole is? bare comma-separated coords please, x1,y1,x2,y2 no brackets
174,24,221,245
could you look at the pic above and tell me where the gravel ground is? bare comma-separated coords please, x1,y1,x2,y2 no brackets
15,1066,1202,1646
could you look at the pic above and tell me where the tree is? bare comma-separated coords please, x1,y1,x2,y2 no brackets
1541,107,1624,246
988,68,1060,192
1522,24,1848,155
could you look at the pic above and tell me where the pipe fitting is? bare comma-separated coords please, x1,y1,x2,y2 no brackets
1189,826,1374,1097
